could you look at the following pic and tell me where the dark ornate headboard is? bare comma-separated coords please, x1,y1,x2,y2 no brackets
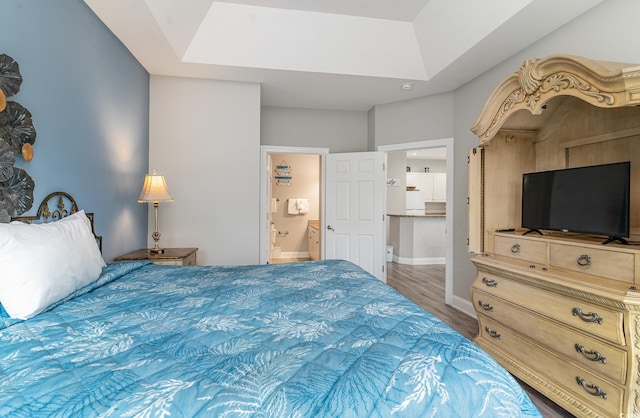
12,191,102,252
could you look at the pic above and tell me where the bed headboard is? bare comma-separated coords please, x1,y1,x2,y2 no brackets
12,191,102,252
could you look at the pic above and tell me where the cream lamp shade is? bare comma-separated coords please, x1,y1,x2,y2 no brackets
138,170,173,253
138,171,174,203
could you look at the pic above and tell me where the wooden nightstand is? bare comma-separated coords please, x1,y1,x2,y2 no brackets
114,248,198,266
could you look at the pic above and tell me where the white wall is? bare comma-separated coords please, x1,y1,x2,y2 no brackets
407,159,446,174
149,76,261,265
373,92,454,146
261,106,368,152
386,151,407,215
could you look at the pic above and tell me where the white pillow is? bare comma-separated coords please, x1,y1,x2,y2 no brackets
0,210,106,319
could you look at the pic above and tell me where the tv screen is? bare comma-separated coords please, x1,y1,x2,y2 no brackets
521,162,630,242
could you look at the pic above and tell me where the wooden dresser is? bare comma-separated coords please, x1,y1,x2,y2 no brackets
467,55,640,417
472,232,640,417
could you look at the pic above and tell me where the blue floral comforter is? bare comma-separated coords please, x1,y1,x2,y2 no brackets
0,260,541,417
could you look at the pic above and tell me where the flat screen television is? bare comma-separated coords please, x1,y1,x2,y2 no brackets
521,162,630,244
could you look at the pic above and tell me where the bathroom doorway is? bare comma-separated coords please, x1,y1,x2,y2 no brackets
260,146,328,265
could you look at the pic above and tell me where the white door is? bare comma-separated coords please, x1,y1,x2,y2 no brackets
325,152,386,281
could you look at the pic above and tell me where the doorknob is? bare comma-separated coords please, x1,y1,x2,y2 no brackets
327,225,334,231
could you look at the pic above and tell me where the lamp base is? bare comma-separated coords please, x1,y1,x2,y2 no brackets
149,247,165,254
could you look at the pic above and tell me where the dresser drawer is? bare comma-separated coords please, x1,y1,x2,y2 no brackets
472,289,627,384
493,235,547,264
154,259,183,266
474,270,625,345
153,252,196,265
477,316,624,418
549,243,634,283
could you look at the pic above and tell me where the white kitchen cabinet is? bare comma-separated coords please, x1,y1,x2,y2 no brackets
433,173,446,201
405,190,423,210
405,173,446,205
406,172,419,188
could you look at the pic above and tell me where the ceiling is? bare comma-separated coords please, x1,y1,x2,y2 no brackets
84,0,604,111
407,147,446,161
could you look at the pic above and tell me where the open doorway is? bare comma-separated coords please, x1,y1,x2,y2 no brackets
268,153,321,264
387,147,447,261
378,139,454,306
260,146,329,265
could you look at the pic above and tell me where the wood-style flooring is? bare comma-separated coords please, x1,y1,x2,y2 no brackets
386,262,575,418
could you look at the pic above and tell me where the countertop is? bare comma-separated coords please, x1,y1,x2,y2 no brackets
308,220,320,229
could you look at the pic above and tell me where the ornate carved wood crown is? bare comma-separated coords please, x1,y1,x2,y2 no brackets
471,54,640,144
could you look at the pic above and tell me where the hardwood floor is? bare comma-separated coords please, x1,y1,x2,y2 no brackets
386,262,575,418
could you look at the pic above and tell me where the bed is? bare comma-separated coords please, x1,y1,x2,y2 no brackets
0,193,542,417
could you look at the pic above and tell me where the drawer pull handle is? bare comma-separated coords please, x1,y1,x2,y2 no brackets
572,307,603,324
478,301,494,311
482,277,498,287
577,254,591,267
576,376,607,399
485,326,501,339
511,244,521,253
575,344,607,364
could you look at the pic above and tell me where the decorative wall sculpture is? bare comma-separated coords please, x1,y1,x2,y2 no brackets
0,53,36,222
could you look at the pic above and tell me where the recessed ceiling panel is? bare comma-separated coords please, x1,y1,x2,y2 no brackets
145,0,215,57
216,0,431,21
182,3,428,79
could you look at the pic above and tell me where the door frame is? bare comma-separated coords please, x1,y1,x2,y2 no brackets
259,145,329,264
378,138,454,306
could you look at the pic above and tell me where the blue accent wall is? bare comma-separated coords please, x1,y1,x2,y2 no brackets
2,0,150,260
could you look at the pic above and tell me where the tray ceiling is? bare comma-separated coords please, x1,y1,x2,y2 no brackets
84,0,604,110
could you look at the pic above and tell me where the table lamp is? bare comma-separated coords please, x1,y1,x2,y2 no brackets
138,170,174,254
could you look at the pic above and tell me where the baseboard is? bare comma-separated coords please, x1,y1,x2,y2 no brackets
450,294,476,320
392,255,446,265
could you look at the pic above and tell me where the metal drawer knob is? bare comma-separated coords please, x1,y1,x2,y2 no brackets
577,254,591,267
576,376,607,399
572,307,603,324
478,301,494,311
485,326,501,339
575,343,607,364
482,277,498,287
511,244,521,254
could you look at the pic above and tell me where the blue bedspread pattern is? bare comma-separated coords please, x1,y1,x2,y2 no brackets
0,260,541,417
